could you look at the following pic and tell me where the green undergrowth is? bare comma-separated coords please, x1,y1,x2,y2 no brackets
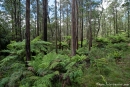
0,34,130,87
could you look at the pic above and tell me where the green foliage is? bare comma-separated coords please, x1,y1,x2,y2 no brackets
0,24,11,53
107,42,129,51
76,47,88,55
0,77,10,87
0,62,27,87
91,58,111,75
113,51,122,58
57,36,71,49
29,53,86,87
63,36,71,41
87,47,108,60
31,36,52,54
0,38,53,87
58,49,70,55
78,40,87,46
1,33,130,87
108,51,123,63
95,37,109,47
60,41,69,48
108,34,127,43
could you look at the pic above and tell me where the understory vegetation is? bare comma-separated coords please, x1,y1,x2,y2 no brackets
0,34,130,87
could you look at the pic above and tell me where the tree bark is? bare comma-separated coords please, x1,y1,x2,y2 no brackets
128,10,129,37
55,0,58,53
76,0,79,49
59,0,62,49
37,0,39,36
88,1,92,51
25,0,31,66
42,0,48,41
81,0,83,47
71,0,76,56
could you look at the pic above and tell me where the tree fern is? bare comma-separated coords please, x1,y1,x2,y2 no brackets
1,39,90,87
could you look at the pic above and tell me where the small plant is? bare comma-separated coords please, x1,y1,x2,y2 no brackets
76,47,88,55
95,37,109,48
113,51,122,63
107,43,129,51
108,34,127,43
87,47,108,60
91,58,111,75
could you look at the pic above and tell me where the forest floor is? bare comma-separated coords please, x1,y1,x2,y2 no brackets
0,35,130,87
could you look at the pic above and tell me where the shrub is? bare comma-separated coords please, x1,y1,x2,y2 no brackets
107,43,129,51
95,37,109,48
108,34,127,43
76,47,88,55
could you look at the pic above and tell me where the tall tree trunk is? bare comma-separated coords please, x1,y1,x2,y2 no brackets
67,5,69,36
18,0,22,41
59,0,62,49
14,0,17,40
37,0,39,36
96,0,103,37
128,10,129,37
25,0,31,66
11,0,15,40
115,9,118,34
34,14,37,38
62,11,65,36
20,0,22,41
88,1,92,51
81,0,83,47
113,8,116,35
55,0,58,53
76,0,79,49
42,0,48,41
71,0,76,56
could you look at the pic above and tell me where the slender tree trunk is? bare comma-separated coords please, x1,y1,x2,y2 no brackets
71,0,76,56
81,0,83,47
76,0,79,49
19,0,22,41
88,1,92,51
128,10,129,37
59,0,62,49
115,9,118,34
42,0,48,41
96,0,103,37
25,0,31,66
55,0,58,53
34,14,37,38
37,0,39,36
18,0,22,41
62,11,65,36
67,5,69,36
96,17,100,37
14,0,17,40
113,8,116,35
11,0,15,40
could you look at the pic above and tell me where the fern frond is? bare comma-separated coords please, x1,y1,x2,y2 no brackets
33,73,54,87
19,83,30,87
1,49,10,53
8,70,23,87
0,77,10,87
29,76,39,81
49,61,60,69
0,55,18,66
